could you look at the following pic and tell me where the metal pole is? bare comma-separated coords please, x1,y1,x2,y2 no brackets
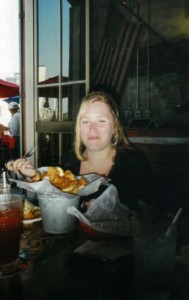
135,0,141,118
18,0,23,157
85,0,90,94
145,0,151,118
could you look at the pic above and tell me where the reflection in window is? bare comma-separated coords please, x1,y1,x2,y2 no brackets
38,132,74,166
62,0,86,81
37,84,85,166
61,84,85,121
36,0,87,166
38,97,58,121
38,0,59,82
38,0,85,83
62,0,70,79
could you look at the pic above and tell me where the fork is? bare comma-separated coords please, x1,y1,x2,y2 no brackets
24,147,36,158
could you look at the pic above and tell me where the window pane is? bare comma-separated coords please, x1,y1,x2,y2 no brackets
38,133,59,166
62,0,86,81
38,132,74,166
38,0,86,84
36,0,87,166
37,84,85,166
38,0,60,82
62,0,70,80
61,84,85,121
38,96,58,121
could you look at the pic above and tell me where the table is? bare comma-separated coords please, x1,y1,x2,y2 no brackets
0,221,135,300
0,220,189,300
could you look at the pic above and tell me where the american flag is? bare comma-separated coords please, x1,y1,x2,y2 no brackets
92,21,143,95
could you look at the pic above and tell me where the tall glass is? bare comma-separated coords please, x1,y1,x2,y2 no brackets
0,194,23,276
132,210,178,300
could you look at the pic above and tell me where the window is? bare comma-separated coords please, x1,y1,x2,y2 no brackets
35,0,88,166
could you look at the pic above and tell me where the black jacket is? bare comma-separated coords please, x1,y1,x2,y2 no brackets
64,147,151,210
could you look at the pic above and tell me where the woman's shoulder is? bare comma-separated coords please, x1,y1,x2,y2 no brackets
111,147,150,189
116,145,146,161
115,145,150,173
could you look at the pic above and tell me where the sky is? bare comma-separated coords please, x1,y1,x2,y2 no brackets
0,0,19,80
38,0,70,79
0,0,18,125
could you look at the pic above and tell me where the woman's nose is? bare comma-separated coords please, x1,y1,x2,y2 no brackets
89,122,97,130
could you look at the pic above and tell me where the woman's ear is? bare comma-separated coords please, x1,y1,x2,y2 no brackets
111,133,116,145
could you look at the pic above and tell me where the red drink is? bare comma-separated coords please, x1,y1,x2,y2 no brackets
0,208,21,265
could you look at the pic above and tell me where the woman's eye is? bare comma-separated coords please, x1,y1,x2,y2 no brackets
81,120,89,124
98,119,106,123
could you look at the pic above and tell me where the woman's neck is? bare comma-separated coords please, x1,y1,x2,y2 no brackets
80,146,115,176
87,146,113,162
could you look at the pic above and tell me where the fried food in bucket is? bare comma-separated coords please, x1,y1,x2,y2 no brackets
47,167,88,194
6,158,88,195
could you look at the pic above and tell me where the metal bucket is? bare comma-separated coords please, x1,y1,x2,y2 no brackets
37,193,80,234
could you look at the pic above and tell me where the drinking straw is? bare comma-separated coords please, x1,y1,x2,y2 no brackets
3,171,6,189
165,207,183,238
172,207,183,225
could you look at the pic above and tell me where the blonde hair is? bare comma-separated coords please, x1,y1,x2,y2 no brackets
74,91,128,161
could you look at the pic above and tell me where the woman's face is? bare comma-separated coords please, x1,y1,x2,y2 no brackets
80,101,114,152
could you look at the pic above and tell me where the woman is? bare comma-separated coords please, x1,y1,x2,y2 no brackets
66,91,151,210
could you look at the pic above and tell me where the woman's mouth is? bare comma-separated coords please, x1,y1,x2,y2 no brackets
88,136,99,140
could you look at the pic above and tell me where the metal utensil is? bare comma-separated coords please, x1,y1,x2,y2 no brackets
24,147,36,158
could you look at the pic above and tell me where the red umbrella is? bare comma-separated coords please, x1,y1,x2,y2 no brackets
0,79,19,98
